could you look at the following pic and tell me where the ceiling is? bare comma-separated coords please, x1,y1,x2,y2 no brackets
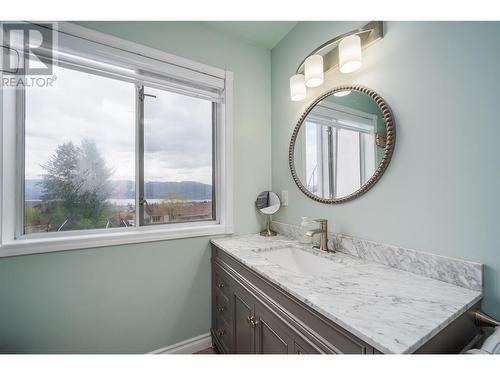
204,21,298,49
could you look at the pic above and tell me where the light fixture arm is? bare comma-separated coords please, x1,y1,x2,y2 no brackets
295,21,384,75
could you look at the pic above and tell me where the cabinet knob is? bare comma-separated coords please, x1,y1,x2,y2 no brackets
217,329,225,337
217,306,225,313
217,282,225,289
247,315,259,328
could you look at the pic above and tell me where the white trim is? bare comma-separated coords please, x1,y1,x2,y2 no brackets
221,71,234,232
53,22,226,80
30,22,225,96
0,69,3,249
0,223,231,258
148,332,212,354
309,106,375,132
1,87,17,245
318,100,377,122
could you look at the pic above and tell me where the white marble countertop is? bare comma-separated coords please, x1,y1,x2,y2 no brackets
211,234,482,354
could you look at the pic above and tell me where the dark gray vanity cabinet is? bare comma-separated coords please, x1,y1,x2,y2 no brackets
211,244,375,354
213,258,320,354
211,243,483,354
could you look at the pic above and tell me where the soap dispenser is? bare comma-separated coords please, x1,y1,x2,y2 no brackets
298,217,312,244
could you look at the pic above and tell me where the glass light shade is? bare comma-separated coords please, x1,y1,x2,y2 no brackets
290,74,306,101
339,34,362,73
333,90,351,97
304,55,324,87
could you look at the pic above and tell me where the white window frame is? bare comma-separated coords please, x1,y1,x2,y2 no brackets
0,22,234,257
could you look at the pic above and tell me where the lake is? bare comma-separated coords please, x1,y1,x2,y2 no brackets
26,198,211,206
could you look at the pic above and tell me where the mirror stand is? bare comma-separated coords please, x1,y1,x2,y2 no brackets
260,215,276,237
255,191,281,237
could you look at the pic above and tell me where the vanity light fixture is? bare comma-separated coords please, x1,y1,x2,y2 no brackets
290,21,383,101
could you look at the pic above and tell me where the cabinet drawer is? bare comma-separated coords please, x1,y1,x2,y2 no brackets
215,291,231,325
214,314,232,352
214,265,231,299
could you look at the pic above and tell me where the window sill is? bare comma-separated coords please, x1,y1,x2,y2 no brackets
0,223,234,258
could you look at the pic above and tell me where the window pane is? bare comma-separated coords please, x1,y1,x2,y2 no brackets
143,87,214,224
336,128,361,197
24,65,136,234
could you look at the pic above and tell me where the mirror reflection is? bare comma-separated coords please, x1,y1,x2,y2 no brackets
293,90,387,200
255,191,281,215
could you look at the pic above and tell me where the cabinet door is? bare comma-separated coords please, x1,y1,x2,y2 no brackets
233,287,255,353
254,301,294,354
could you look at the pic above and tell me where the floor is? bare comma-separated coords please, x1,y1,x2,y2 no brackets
195,346,219,354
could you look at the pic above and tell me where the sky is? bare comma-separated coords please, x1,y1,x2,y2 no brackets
25,65,213,184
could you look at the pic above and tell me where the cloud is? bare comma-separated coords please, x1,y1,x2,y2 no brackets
25,65,213,184
143,87,212,170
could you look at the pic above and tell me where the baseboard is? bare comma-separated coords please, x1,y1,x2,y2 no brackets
148,332,212,354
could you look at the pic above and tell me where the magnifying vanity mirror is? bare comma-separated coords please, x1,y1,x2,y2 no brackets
255,191,281,236
289,85,395,203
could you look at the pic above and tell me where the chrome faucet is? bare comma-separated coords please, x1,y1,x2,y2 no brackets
305,219,334,252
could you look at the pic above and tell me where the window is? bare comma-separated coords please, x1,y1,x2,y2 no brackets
24,66,137,234
142,87,215,226
1,22,233,256
304,103,377,199
23,69,217,235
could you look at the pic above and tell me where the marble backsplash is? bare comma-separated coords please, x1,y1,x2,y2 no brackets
270,221,483,291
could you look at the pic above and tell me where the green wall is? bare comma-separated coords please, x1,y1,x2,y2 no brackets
0,21,272,353
271,21,500,319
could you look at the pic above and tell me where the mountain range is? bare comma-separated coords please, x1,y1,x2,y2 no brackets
25,179,213,201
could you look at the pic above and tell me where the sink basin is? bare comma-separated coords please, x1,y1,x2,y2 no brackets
255,246,335,276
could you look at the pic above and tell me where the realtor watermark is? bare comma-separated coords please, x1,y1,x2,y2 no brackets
2,75,57,88
1,22,57,88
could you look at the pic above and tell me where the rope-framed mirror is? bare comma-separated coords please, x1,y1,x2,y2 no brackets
289,85,395,204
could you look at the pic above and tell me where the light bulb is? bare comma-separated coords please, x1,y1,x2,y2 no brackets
304,54,324,87
333,90,351,97
290,74,306,101
339,34,362,73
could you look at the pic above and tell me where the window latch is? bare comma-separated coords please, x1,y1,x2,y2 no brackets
138,87,157,101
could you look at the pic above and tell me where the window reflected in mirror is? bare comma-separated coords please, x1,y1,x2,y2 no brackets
293,89,388,200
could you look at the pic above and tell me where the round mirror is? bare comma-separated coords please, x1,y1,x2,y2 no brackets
255,191,281,214
289,85,395,203
255,191,281,236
